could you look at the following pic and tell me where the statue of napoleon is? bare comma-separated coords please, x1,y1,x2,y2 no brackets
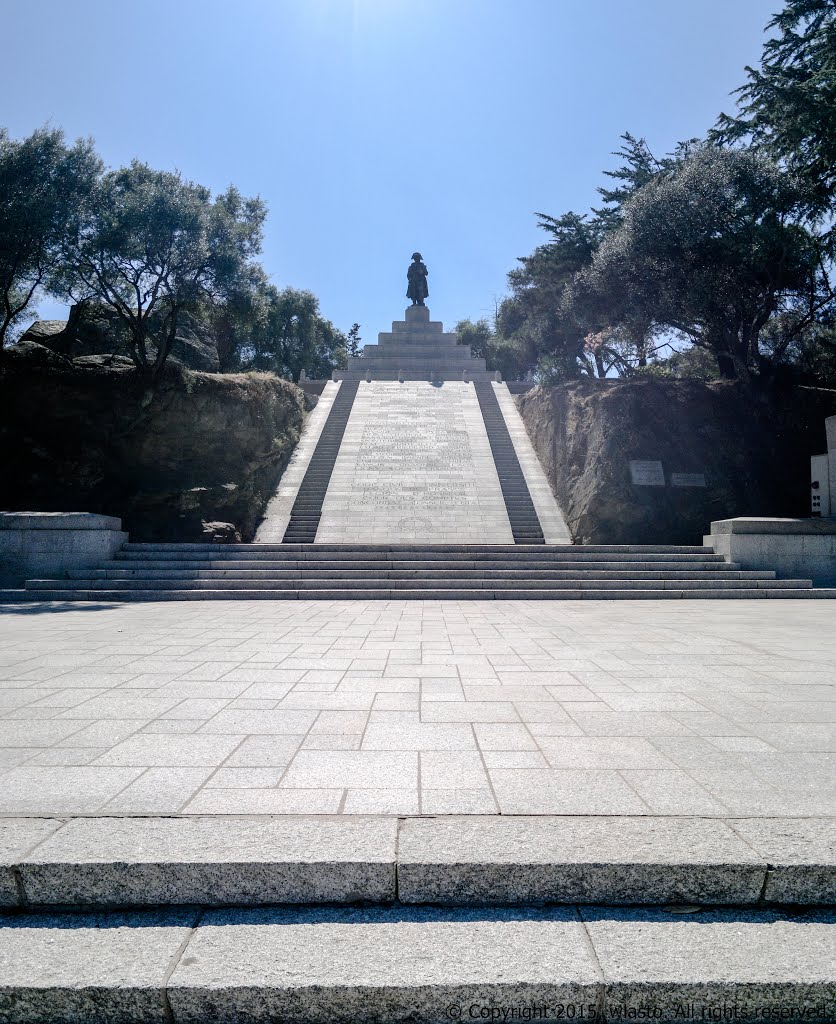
406,252,429,306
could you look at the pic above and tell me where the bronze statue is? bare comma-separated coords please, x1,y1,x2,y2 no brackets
406,252,429,306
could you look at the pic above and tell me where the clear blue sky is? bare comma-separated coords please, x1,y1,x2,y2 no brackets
3,0,776,344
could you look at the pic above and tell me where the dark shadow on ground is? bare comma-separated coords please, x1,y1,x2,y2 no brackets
0,601,121,614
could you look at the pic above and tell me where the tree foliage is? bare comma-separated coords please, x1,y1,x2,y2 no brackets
0,127,100,348
455,317,534,381
211,275,346,380
713,0,836,219
469,1,836,389
566,147,826,384
56,161,266,379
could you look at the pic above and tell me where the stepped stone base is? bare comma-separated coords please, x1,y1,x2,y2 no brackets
334,305,497,381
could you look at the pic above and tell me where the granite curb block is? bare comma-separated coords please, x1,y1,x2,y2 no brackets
728,818,836,905
1,906,833,1023
1,815,834,910
15,817,397,907
398,816,768,905
579,907,836,1024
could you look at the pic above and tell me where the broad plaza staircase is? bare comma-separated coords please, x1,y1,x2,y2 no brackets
21,543,823,599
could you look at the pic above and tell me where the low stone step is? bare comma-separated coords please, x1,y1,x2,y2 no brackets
3,904,833,1024
120,543,715,554
17,587,836,601
3,815,832,910
28,577,813,591
68,568,777,581
114,550,730,563
106,562,737,577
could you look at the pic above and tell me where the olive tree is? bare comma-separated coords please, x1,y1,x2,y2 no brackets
58,160,266,379
0,126,100,348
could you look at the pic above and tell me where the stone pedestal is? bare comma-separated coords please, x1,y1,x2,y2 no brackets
0,512,127,586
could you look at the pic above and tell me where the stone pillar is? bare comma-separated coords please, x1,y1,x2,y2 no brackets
827,415,836,515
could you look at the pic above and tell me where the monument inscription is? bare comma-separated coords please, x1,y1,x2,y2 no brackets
671,472,707,488
629,460,665,487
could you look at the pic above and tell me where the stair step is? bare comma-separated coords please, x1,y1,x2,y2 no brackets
68,569,777,580
29,578,813,591
120,543,716,553
3,905,833,1023
19,587,836,601
7,815,833,910
114,550,730,562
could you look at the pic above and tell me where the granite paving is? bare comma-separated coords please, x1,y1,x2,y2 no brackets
0,598,833,816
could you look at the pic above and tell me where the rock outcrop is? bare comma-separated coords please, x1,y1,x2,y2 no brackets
18,306,221,371
0,361,309,542
517,379,836,545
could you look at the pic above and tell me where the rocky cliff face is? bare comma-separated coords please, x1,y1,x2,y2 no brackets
0,356,309,542
517,379,836,545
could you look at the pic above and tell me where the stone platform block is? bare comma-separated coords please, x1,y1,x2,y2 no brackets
0,512,127,586
707,517,836,583
729,818,836,904
580,907,836,1024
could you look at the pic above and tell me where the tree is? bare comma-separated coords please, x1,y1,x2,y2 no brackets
566,146,827,385
713,0,836,220
455,317,534,380
0,126,100,348
205,264,272,372
346,323,361,360
57,161,266,379
498,212,603,379
239,286,347,381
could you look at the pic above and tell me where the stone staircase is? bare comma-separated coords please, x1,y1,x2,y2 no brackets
281,381,359,543
3,815,834,1021
18,541,830,599
474,381,545,543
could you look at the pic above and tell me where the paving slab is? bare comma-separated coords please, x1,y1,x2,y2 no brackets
0,599,835,819
398,816,766,905
17,816,397,907
580,907,836,1023
166,905,601,1024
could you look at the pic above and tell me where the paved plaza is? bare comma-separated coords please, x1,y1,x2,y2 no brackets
0,597,832,818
